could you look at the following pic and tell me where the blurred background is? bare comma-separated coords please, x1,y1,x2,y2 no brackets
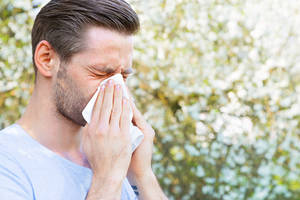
0,0,299,199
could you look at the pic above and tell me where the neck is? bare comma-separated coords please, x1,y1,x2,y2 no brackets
17,84,82,154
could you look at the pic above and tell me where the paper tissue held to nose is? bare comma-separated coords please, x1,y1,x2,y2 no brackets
82,74,144,152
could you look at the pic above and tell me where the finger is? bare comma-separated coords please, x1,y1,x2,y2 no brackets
91,85,105,124
125,86,143,125
110,84,123,128
125,85,135,103
129,99,147,128
120,98,131,137
99,80,114,126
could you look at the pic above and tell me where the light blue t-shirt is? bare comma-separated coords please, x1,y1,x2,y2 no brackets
0,124,137,200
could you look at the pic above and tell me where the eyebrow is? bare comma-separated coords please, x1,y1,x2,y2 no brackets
91,65,134,75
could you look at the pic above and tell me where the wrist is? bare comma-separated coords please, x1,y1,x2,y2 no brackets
94,170,125,183
127,170,168,200
127,169,155,185
87,173,124,199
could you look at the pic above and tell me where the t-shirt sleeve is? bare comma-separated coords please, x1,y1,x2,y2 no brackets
123,178,138,200
0,151,33,200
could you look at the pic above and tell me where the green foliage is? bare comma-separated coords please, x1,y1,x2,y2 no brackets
1,0,300,199
0,0,34,128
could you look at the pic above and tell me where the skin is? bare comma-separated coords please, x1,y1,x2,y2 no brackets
17,26,168,200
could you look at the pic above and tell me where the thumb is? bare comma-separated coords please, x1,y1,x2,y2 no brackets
129,99,147,129
125,86,147,128
129,100,155,139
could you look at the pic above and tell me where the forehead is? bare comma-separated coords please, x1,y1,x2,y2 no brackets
82,26,133,62
67,26,134,74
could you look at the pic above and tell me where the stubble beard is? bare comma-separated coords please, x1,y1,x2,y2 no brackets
53,64,88,127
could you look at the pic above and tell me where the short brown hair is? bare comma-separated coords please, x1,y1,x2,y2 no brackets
31,0,140,77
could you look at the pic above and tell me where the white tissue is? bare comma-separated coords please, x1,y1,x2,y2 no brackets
82,74,144,152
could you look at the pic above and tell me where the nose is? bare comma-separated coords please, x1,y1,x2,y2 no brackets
115,66,124,74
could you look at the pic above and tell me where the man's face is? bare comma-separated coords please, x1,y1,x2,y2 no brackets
53,27,134,126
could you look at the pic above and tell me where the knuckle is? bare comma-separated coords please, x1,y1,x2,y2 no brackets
105,99,113,108
109,101,114,109
115,88,122,96
112,106,121,115
107,86,114,94
97,124,108,134
122,113,129,120
121,129,130,139
87,123,95,132
111,127,120,135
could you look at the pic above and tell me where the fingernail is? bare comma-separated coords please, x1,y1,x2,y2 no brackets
100,84,105,90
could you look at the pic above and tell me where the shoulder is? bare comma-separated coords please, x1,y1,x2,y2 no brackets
0,123,33,150
0,143,34,199
0,124,34,198
0,124,35,177
0,123,24,142
0,124,26,154
0,124,31,174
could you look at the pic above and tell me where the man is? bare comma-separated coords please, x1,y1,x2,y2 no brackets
0,0,168,199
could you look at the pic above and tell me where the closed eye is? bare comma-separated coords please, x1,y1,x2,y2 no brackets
90,71,133,81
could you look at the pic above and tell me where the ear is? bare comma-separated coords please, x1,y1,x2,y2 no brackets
34,40,60,78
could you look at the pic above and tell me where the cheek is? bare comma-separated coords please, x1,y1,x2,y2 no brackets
72,68,110,100
82,78,105,101
71,73,98,98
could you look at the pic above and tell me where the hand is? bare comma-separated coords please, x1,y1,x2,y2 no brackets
127,97,156,178
125,90,168,200
81,80,132,181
